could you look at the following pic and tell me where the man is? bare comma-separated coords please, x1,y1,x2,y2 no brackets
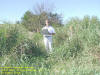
41,19,56,53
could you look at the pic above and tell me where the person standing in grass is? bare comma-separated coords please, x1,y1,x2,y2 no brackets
41,19,56,53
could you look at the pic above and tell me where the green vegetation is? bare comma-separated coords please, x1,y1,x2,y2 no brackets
0,16,100,75
21,9,62,32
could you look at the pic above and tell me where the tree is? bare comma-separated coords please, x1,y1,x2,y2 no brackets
21,2,63,32
21,11,39,31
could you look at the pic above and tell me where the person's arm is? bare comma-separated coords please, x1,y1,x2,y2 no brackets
52,27,56,35
41,27,44,35
49,33,55,35
49,27,56,35
52,33,55,35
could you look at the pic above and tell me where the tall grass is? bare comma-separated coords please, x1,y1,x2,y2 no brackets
0,16,100,75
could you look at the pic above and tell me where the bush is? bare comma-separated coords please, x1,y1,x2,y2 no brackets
0,24,26,55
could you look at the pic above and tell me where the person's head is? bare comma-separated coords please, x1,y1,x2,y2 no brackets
45,19,49,26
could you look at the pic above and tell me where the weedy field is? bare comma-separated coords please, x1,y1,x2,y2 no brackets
0,16,100,75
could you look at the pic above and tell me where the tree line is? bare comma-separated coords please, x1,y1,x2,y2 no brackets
19,3,63,32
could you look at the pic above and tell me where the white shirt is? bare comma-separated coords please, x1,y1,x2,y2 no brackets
42,26,56,37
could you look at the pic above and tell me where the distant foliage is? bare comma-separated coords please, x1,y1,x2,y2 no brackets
21,3,63,32
21,11,63,32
